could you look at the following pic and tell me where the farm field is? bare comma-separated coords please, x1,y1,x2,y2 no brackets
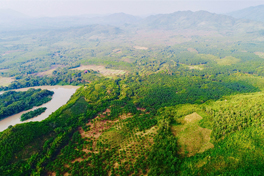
72,65,127,76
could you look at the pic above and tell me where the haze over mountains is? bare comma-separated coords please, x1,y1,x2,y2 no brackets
1,5,264,36
227,5,264,23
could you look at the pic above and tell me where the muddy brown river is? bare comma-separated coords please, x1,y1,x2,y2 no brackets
0,86,79,132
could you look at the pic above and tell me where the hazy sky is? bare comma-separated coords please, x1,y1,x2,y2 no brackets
0,0,264,17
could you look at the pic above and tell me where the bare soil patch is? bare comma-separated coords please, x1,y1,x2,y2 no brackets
72,65,127,76
2,50,23,56
36,69,56,76
0,77,14,86
187,48,198,53
112,49,122,54
134,46,148,50
255,52,264,58
0,69,10,72
121,58,132,63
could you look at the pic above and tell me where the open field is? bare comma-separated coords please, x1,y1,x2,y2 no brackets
188,48,198,53
255,52,264,58
36,69,56,76
112,49,122,53
0,77,14,86
133,46,148,50
172,112,214,157
216,56,240,65
188,65,203,70
72,65,127,76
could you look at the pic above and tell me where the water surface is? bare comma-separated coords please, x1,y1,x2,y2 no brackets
0,86,79,132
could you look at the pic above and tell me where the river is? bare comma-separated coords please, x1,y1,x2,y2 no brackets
0,86,80,132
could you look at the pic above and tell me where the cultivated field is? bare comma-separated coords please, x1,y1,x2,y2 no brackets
72,65,127,76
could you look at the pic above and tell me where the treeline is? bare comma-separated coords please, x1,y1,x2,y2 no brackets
0,88,53,120
0,68,99,91
20,107,47,121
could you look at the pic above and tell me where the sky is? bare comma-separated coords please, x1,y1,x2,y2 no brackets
0,0,264,17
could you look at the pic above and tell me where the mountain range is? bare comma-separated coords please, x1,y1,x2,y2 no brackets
1,6,264,36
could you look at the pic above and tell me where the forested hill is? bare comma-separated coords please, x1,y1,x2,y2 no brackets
0,69,263,175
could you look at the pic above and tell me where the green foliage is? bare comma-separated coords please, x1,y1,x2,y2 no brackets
21,107,47,121
0,88,53,120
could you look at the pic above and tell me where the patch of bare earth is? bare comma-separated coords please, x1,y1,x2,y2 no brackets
121,58,132,63
72,65,127,76
171,112,214,157
134,46,148,50
78,109,132,141
255,52,264,58
47,172,56,176
36,69,56,76
2,50,23,56
0,77,14,86
187,48,198,53
188,65,203,70
112,49,122,54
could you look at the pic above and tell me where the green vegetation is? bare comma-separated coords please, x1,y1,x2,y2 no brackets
1,9,264,176
20,107,47,121
0,88,53,120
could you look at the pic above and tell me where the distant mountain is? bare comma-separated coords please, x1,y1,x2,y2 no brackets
1,9,264,37
0,12,141,32
227,5,264,22
139,10,264,35
92,13,141,25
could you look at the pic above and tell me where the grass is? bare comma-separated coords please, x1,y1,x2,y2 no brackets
199,54,240,65
188,65,203,70
216,56,240,65
171,112,214,157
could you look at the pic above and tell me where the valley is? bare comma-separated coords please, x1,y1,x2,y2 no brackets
0,5,264,176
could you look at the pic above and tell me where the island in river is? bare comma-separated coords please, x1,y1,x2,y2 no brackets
0,85,79,132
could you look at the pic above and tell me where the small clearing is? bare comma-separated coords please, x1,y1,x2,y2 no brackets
216,56,240,65
188,65,203,70
171,112,214,157
134,46,148,50
121,58,132,63
187,48,198,53
0,77,14,86
36,69,56,76
0,69,9,73
112,49,122,54
255,52,264,58
2,50,23,56
72,65,127,76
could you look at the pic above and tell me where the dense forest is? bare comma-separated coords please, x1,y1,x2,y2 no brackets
20,107,47,121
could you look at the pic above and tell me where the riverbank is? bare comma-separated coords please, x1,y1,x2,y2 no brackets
0,86,80,132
